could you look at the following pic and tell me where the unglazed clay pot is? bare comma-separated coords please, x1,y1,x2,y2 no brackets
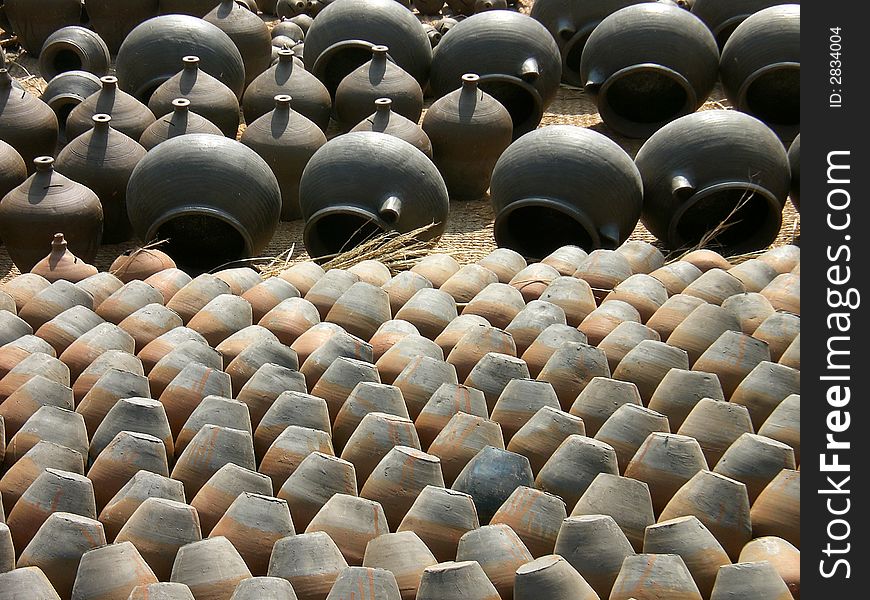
758,393,800,464
677,398,753,468
571,473,654,552
170,536,253,598
396,485,479,563
303,0,431,95
624,432,707,514
649,262,702,296
128,582,197,600
340,412,420,484
443,265,499,305
451,445,533,525
326,566,402,600
513,554,600,600
750,468,800,546
0,566,62,599
610,553,702,600
489,486,566,559
144,269,193,304
456,524,533,599
574,250,633,303
277,452,358,532
665,303,741,365
71,541,158,599
116,15,245,101
326,281,391,340
507,406,585,475
410,254,460,288
761,273,800,314
720,5,799,142
416,561,500,600
204,0,271,89
692,0,796,47
139,98,224,150
536,342,610,409
521,323,588,377
0,157,103,273
305,493,389,566
0,141,26,205
710,561,794,600
267,531,349,599
299,132,449,259
362,531,437,600
429,11,561,138
636,111,790,255
351,98,433,158
536,434,618,512
86,0,160,54
0,70,59,174
597,322,660,372
3,0,82,55
739,536,800,598
553,516,633,598
66,76,156,143
580,3,718,138
29,233,98,284
38,26,110,83
126,134,281,271
393,356,458,420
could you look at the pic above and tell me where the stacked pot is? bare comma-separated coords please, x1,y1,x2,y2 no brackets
0,235,799,598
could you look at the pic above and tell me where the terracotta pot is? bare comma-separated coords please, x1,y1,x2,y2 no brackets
0,566,61,598
170,425,257,500
115,497,202,581
0,375,73,437
513,554,600,600
462,283,526,331
760,273,800,316
210,269,260,297
395,288,458,341
98,471,185,543
749,469,799,547
727,259,779,293
610,553,702,600
595,404,670,472
109,249,177,285
415,384,488,450
540,246,588,277
758,245,800,274
538,278,597,331
225,339,299,393
647,369,724,432
5,406,87,469
323,282,392,342
118,305,184,355
410,255,460,289
190,464,273,538
536,342,610,410
535,434,618,510
681,269,746,306
428,413,504,486
1,274,51,313
169,537,253,600
0,70,59,173
521,324,588,378
663,303,739,365
88,430,169,512
710,561,793,600
506,406,585,475
175,396,252,457
237,364,307,431
505,302,567,357
509,265,562,305
370,323,419,370
574,250,633,302
433,316,491,359
603,275,667,324
456,524,532,599
144,269,193,305
649,262,703,296
164,275,231,324
340,412,420,484
416,561,500,600
229,577,297,600
147,335,220,395
612,339,689,404
259,425,334,491
713,432,795,504
489,379,559,443
489,486,566,559
553,515,634,599
598,322,660,373
300,331,373,392
254,392,330,459
681,250,732,273
577,301,641,347
137,327,209,376
376,335,443,386
396,485,479,562
464,353,530,414
277,452,358,532
332,382,407,452
739,536,800,598
421,73,512,200
753,311,800,363
242,279,300,325
779,333,799,370
624,432,707,515
0,351,71,403
305,494,388,566
129,583,196,600
441,265,499,305
677,398,753,467
693,330,771,397
267,531,349,600
70,541,158,599
721,292,775,335
325,566,401,600
29,234,98,284
382,273,433,318
94,282,162,327
0,441,83,516
614,241,663,274
58,322,135,385
203,0,271,89
758,393,800,464
476,249,527,285
362,531,436,600
185,294,253,348
277,262,326,298
392,356,457,421
567,377,641,437
88,396,172,465
259,297,322,349
159,363,232,438
309,357,380,423
571,473,654,551
451,445,533,525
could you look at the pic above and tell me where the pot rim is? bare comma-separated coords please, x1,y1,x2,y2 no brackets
596,63,697,139
311,39,395,95
493,196,604,261
476,73,544,139
666,181,783,255
40,40,90,81
303,204,390,260
735,61,800,142
712,13,751,47
559,21,597,89
144,204,255,260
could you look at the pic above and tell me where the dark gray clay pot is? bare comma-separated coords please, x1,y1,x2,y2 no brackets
692,0,799,48
40,71,103,130
38,26,111,82
788,134,799,212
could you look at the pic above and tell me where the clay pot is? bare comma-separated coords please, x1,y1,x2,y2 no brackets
739,536,800,598
535,434,618,510
451,445,533,525
242,279,300,324
360,446,444,529
665,303,741,365
646,369,724,432
416,561,500,600
3,0,82,55
40,71,103,134
96,281,163,325
730,360,800,429
464,352,530,412
139,98,223,149
571,473,654,551
186,294,254,347
5,405,87,470
508,264,560,305
325,282,392,341
489,127,641,256
0,440,84,515
88,396,172,465
750,469,799,546
301,330,374,393
159,361,232,437
0,141,26,209
692,330,771,397
96,470,184,542
474,250,526,287
175,396,252,457
536,342,610,410
679,400,753,472
540,246,588,277
310,357,381,423
75,275,126,313
489,379,559,442
126,135,281,272
0,566,60,598
758,393,800,464
129,583,196,600
421,74,512,200
65,76,155,145
32,303,100,356
0,340,51,383
259,425,333,490
325,566,401,600
170,425,257,500
335,46,424,131
507,405,585,474
267,531,349,599
457,524,533,599
581,3,718,138
169,537,253,599
504,302,567,356
362,531,437,600
428,412,504,486
229,577,297,600
392,356,457,421
0,522,13,572
604,275,668,323
305,494,389,566
720,5,799,141
728,259,779,293
340,412,420,484
753,311,800,362
595,404,670,472
74,352,146,411
303,0,431,95
0,351,71,402
259,297,321,348
758,245,800,274
410,254,460,289
553,515,635,599
578,301,640,346
415,383,488,449
305,270,361,321
434,316,492,358
616,241,664,275
38,26,110,84
691,0,791,47
277,262,326,297
779,333,800,369
376,335,443,386
88,430,169,511
710,561,793,600
609,553,702,600
254,391,329,456
429,11,561,137
351,98,432,159
514,554,600,600
382,273,433,317
190,464,273,538
598,322,661,373
624,433,707,514
0,70,58,174
277,452,358,532
649,262,703,296
137,327,209,375
119,304,183,354
144,269,193,304
393,288,458,341
204,0,271,89
713,432,795,504
57,322,135,383
396,486,479,563
681,249,733,273
521,323,588,377
236,367,306,431
70,541,158,599
0,374,73,436
611,339,689,403
761,273,800,315
489,486,566,559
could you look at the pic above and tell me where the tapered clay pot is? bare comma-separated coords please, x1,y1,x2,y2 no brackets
428,413,504,486
326,566,402,600
0,441,84,516
95,281,163,326
778,333,800,370
225,340,299,394
758,393,800,464
521,325,588,379
739,536,800,598
710,561,793,600
509,265,562,305
309,357,381,424
214,268,263,295
612,340,689,404
578,301,641,348
382,273,433,318
88,431,169,511
434,315,493,358
595,404,670,472
535,435,618,511
728,259,779,293
462,283,526,331
159,364,232,438
722,292,775,335
440,265,499,306
571,473,654,551
0,566,62,599
540,246,588,277
323,282,391,342
88,396,172,464
115,497,202,581
553,515,634,599
260,297,322,348
536,342,610,410
507,406,586,475
143,269,194,306
574,250,632,302
98,471,186,543
29,233,98,284
753,311,800,363
396,486,479,563
367,320,418,361
70,541,158,599
229,577,297,600
68,273,120,311
304,270,361,321
176,396,252,456
538,278,596,330
190,464,273,537
604,275,668,323
415,384,488,450
58,322,135,384
394,288,458,342
610,553,702,600
2,274,51,314
598,322,661,373
451,446,533,525
213,325,279,369
664,303,740,365
505,301,567,357
0,338,57,382
457,524,533,599
333,382,407,452
477,249,527,285
416,561,500,600
362,531,437,600
128,582,196,600
624,432,707,515
243,279,300,324
567,377,642,437
514,554,600,600
376,335,443,386
259,426,334,490
305,494,388,566
18,280,95,332
410,255,461,289
0,351,70,404
677,398,753,468
165,274,232,325
118,305,184,354
730,360,800,430
392,356,458,421
277,452,358,532
647,369,724,432
340,412,420,484
489,379,560,443
489,486,566,559
138,328,210,378
750,468,799,547
267,531,348,600
170,425,257,500
692,330,771,397
464,352,530,413
184,294,253,349
300,331,374,391
169,537,253,599
276,262,325,298
5,406,87,469
0,375,73,437
254,392,330,459
682,269,746,306
236,365,307,432
0,522,13,574
713,432,795,502
649,262,703,296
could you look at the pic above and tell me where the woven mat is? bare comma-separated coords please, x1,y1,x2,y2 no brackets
0,5,800,283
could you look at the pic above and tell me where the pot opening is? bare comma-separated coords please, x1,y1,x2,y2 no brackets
673,184,782,254
317,45,376,96
743,65,800,128
478,77,541,138
304,210,387,260
494,201,595,261
561,28,592,88
602,68,690,131
50,49,83,76
154,214,246,272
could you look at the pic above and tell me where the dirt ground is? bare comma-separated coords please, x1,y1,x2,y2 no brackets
0,3,800,283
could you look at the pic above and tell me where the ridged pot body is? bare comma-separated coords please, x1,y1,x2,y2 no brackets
38,26,111,83
242,52,332,129
579,3,719,138
719,4,800,142
351,104,433,159
3,0,81,54
116,15,246,101
66,79,157,142
0,162,103,271
430,11,561,138
636,110,790,254
422,78,513,201
139,103,224,150
204,0,272,88
692,0,799,47
86,0,160,54
490,125,642,260
303,0,432,94
788,134,800,211
0,140,26,202
299,131,449,259
39,70,103,128
126,134,282,271
0,74,59,173
158,0,223,17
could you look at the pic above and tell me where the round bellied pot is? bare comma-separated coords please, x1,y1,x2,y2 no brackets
66,76,156,142
38,26,111,83
0,69,59,173
421,73,513,201
298,132,449,260
720,4,800,142
3,0,82,55
490,125,642,260
351,98,433,159
635,110,790,254
0,157,103,272
303,0,432,95
692,0,797,49
86,0,160,55
39,70,103,131
429,10,562,138
139,98,224,150
788,134,800,211
579,3,719,138
204,0,272,89
116,14,246,102
242,49,332,130
126,134,281,271
241,95,327,222
0,140,26,203
29,233,99,283
530,0,649,88
159,0,229,17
